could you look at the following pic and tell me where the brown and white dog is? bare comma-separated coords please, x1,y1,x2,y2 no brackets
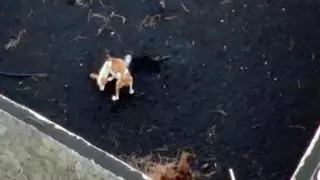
90,54,134,101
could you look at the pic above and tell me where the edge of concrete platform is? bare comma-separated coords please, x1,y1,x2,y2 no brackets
0,94,151,180
290,125,320,180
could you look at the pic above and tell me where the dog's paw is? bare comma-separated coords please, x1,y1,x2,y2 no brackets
112,95,119,101
129,89,134,94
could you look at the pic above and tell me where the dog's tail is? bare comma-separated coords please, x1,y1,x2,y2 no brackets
124,54,132,67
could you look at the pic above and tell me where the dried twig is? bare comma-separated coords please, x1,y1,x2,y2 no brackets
73,35,88,41
164,15,178,20
228,168,236,180
297,80,301,89
5,29,26,50
88,11,110,36
89,12,110,23
220,0,232,5
215,109,228,116
0,71,47,78
289,38,294,51
289,125,306,130
111,11,127,24
139,14,162,29
180,2,190,12
152,55,171,62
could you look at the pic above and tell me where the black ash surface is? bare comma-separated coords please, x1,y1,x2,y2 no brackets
1,0,320,179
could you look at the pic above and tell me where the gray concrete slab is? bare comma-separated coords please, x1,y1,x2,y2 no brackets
0,109,123,180
0,95,151,180
291,126,320,180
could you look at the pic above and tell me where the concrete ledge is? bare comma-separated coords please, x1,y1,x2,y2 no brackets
0,109,122,180
291,125,320,180
0,94,151,180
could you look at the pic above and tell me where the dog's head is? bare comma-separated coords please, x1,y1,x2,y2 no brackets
90,73,108,91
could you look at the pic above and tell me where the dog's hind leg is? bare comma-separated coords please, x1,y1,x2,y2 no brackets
112,80,125,101
129,80,134,94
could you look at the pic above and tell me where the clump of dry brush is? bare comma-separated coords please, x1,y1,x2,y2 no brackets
148,151,194,180
122,151,204,180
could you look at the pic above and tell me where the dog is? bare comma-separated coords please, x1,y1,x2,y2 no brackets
89,54,134,101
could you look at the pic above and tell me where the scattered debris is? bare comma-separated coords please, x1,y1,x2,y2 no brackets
88,11,110,36
139,14,162,29
73,35,88,41
5,29,26,50
88,9,126,37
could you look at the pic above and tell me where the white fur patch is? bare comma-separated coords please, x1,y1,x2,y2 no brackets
97,61,112,91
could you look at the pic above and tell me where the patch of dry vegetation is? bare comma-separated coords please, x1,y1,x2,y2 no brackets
121,151,211,180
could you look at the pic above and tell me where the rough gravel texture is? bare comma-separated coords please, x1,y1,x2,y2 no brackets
0,109,122,180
